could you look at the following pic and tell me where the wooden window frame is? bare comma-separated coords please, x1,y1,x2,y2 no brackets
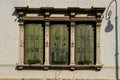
15,7,105,70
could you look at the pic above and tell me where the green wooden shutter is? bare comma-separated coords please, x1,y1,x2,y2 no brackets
25,23,43,64
50,24,69,65
76,24,94,64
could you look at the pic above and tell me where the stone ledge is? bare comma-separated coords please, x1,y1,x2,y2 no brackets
16,63,103,71
0,78,119,80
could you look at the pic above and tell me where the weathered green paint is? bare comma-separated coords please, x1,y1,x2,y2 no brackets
25,23,43,64
76,24,94,64
50,24,69,65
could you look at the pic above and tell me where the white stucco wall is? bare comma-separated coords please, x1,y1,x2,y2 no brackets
0,0,120,79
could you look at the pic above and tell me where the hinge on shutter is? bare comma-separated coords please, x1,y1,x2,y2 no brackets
71,41,74,47
45,41,49,47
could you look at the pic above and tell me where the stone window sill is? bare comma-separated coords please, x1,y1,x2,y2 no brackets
16,63,103,71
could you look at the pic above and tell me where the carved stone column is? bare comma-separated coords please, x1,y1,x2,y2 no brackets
70,21,75,65
96,23,101,65
44,12,50,66
44,22,50,65
70,12,75,66
16,11,25,65
18,21,24,65
96,13,102,66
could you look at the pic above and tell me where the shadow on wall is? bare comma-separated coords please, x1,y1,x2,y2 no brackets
105,10,113,32
105,0,119,80
12,10,19,22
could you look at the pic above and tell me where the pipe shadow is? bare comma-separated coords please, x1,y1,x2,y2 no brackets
105,0,119,80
